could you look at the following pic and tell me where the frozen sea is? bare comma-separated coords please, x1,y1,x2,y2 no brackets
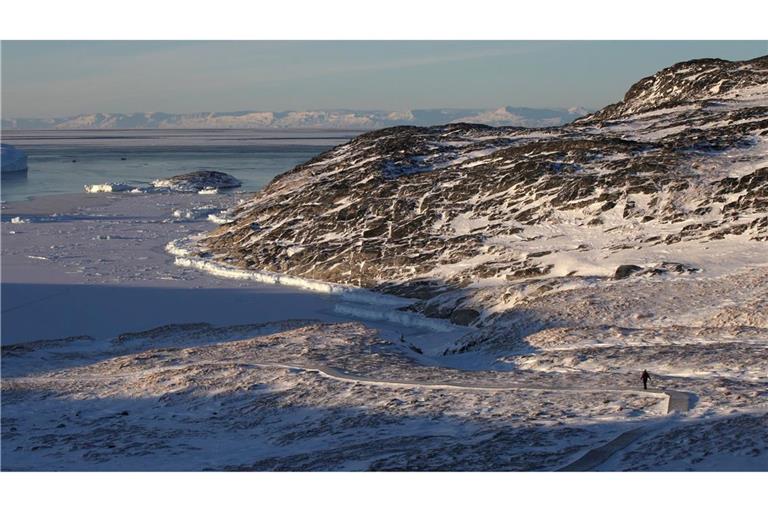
1,128,454,350
0,128,373,345
0,129,361,202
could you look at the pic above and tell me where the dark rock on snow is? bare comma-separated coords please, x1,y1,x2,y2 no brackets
201,55,768,329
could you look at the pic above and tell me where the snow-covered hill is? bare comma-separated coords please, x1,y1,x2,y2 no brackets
1,107,587,130
201,55,768,346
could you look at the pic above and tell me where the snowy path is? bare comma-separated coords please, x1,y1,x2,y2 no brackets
9,355,692,472
664,390,693,414
262,362,685,402
558,389,693,471
264,361,693,471
559,426,650,471
12,358,692,411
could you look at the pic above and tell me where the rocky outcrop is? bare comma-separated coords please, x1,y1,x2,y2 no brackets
581,56,768,122
202,55,768,329
152,171,241,192
450,308,481,326
613,265,643,280
613,262,700,280
86,171,242,194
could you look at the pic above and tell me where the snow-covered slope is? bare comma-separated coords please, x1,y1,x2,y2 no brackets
2,107,588,130
202,56,768,341
3,318,766,470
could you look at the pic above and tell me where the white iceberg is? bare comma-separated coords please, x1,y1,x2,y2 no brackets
172,205,221,221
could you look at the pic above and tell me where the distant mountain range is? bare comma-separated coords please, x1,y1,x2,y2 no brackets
1,106,590,130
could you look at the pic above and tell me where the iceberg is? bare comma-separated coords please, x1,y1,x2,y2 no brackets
84,182,136,193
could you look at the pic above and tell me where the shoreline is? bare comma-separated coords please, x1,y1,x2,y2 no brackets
1,191,330,343
1,191,468,350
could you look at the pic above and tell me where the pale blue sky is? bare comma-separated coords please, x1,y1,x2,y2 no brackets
2,41,766,118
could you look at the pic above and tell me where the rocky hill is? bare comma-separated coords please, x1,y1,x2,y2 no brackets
201,55,768,347
582,57,768,121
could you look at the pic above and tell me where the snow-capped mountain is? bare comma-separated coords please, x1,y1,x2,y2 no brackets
1,107,587,130
201,55,768,348
455,106,590,127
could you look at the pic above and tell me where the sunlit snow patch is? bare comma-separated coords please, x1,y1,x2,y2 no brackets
84,182,137,193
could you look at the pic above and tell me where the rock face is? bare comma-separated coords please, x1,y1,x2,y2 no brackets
581,57,768,121
613,265,643,280
203,55,768,330
1,143,28,173
613,262,700,280
450,308,481,326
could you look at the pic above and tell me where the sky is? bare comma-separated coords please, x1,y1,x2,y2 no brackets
2,41,766,118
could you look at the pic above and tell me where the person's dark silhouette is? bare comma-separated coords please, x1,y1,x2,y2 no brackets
641,370,651,390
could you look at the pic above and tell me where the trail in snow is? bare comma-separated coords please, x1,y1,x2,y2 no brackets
14,358,691,414
558,393,695,472
280,362,686,406
559,426,651,471
558,389,693,471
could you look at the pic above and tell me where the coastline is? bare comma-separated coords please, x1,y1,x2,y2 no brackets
1,191,332,343
1,190,468,349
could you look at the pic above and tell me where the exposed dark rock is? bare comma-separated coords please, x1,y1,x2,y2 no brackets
200,55,768,328
614,262,701,280
450,308,481,326
153,171,241,192
614,265,644,280
581,56,768,121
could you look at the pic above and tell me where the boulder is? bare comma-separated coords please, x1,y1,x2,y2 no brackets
613,264,643,280
450,308,480,326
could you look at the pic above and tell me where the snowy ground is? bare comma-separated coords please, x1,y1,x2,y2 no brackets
2,192,767,470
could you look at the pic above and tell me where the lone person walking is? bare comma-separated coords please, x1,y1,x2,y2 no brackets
641,369,651,390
